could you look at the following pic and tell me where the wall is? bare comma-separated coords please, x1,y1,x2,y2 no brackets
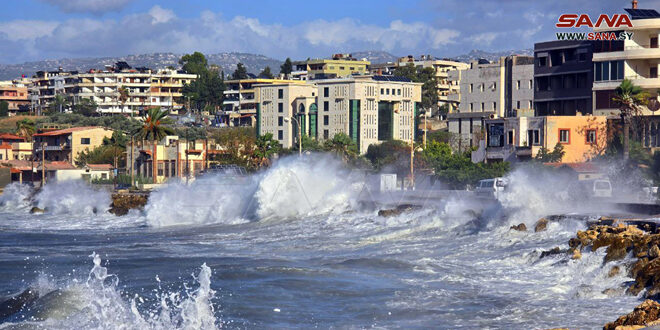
544,116,607,162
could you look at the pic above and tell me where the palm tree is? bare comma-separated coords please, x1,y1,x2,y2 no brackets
118,87,130,115
324,133,358,162
132,107,174,183
613,79,650,161
15,119,35,142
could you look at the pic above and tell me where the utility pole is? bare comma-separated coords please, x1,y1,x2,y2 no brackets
41,142,45,187
130,136,134,188
410,107,415,190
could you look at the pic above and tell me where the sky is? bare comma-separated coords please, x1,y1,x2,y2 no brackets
0,0,657,64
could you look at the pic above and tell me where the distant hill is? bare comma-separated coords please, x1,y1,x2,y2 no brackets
0,52,284,80
451,49,534,63
350,51,399,64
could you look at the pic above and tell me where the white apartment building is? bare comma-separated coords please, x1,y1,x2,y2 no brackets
255,76,422,154
32,66,196,115
591,4,660,148
446,56,534,150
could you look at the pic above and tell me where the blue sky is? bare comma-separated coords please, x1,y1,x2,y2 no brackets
0,0,656,64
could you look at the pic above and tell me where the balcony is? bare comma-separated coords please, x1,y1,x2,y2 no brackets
593,45,660,61
35,144,70,152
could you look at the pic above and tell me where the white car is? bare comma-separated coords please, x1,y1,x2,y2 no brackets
592,179,612,198
475,178,508,199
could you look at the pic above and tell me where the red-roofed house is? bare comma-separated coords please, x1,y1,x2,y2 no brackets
544,162,606,181
33,126,113,165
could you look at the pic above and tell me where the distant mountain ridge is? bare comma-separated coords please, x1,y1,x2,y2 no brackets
0,49,533,80
0,52,284,80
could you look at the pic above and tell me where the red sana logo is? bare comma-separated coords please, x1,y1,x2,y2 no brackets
556,14,633,28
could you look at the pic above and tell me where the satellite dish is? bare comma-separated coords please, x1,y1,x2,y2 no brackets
649,99,660,112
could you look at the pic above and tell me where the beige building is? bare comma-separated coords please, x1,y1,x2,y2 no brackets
33,126,114,165
0,82,30,115
221,78,302,127
256,76,422,154
128,136,209,183
447,56,534,149
397,55,469,114
293,54,370,80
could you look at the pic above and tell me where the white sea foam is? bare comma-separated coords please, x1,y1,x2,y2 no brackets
35,180,111,215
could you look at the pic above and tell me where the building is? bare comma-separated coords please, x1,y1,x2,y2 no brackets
255,75,423,154
128,135,209,183
33,126,114,165
446,56,535,149
590,3,660,148
0,133,32,161
0,82,30,115
396,55,470,115
293,54,370,80
473,115,608,163
534,41,594,116
31,64,196,115
220,78,302,127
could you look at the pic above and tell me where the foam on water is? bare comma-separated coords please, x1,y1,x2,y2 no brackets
0,183,32,210
1,253,219,329
35,180,111,215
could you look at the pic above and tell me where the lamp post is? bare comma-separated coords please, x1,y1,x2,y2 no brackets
284,116,302,157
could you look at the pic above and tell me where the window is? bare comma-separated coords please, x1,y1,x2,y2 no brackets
492,102,496,110
324,101,329,111
469,84,473,93
527,129,540,145
158,162,164,176
559,129,570,144
386,89,390,95
278,89,283,99
381,88,384,95
529,80,533,89
508,130,514,145
398,89,401,95
324,87,329,97
492,82,496,90
323,129,329,139
81,138,90,145
517,80,521,90
538,56,547,67
578,53,587,62
278,130,283,140
480,83,484,92
586,129,596,144
517,101,521,109
278,103,283,113
323,115,329,125
278,116,283,126
529,100,533,108
349,67,354,70
470,103,474,111
481,102,485,111
339,66,345,70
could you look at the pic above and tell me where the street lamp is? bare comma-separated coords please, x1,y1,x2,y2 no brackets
284,116,302,157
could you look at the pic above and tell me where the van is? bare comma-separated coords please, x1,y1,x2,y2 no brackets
592,179,612,198
475,177,508,199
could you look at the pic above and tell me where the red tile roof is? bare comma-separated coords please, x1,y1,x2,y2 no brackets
0,143,12,150
87,164,113,170
0,133,25,141
34,126,110,137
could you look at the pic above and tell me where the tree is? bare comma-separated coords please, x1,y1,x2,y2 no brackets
180,52,226,113
132,107,175,183
0,101,8,117
613,79,649,161
232,63,249,80
280,58,293,77
393,63,440,114
535,143,565,163
179,52,208,75
118,86,130,114
48,94,69,114
258,66,274,79
15,119,35,141
365,140,410,171
323,133,358,162
253,133,281,168
71,98,98,116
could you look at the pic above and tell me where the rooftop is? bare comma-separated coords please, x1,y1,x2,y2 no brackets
34,126,110,137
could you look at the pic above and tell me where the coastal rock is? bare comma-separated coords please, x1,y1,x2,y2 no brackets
29,206,44,214
540,247,562,259
571,248,582,260
377,204,421,217
604,299,660,330
510,223,527,231
534,218,548,232
609,266,621,278
109,193,148,216
650,245,660,258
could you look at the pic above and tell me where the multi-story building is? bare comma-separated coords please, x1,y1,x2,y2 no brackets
446,56,535,149
0,82,30,115
473,115,608,163
33,126,114,165
31,65,196,115
397,55,470,114
591,4,660,148
0,133,32,161
255,76,422,154
534,41,594,116
293,54,370,80
220,78,302,127
128,135,209,183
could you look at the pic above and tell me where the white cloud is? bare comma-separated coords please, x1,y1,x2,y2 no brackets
39,0,134,14
0,20,58,40
148,5,175,24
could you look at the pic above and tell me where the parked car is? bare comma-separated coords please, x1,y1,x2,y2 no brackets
570,179,612,200
592,179,613,198
475,177,508,199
